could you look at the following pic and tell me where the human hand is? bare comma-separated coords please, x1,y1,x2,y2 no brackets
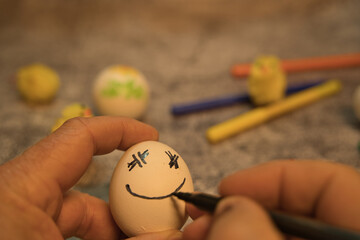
0,116,181,240
183,160,360,240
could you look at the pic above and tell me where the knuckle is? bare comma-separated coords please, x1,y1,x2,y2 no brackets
216,196,259,217
62,117,88,130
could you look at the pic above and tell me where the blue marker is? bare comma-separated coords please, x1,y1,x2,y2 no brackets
171,80,324,115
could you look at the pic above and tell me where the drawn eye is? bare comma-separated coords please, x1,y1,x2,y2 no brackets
128,150,149,171
165,151,179,169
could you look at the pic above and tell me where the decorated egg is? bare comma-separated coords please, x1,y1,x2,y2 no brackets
92,65,150,119
109,141,193,237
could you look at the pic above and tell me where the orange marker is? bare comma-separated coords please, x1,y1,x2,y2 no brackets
231,53,360,78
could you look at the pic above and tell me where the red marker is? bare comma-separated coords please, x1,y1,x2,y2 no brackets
231,53,360,78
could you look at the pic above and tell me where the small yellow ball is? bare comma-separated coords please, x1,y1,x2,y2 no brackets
248,56,286,106
51,103,93,132
16,63,60,104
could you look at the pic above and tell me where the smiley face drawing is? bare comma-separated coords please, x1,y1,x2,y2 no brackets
109,141,194,237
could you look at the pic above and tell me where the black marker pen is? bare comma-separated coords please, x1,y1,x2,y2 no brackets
173,192,360,240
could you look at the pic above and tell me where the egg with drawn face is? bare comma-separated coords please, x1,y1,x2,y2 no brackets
109,141,194,237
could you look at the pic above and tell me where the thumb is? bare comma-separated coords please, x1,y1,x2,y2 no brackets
207,196,284,240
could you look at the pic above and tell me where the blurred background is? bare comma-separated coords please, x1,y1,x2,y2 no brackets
0,0,360,237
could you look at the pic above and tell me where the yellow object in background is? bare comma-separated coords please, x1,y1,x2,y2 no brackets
207,79,341,143
248,56,286,106
16,63,60,104
51,103,93,132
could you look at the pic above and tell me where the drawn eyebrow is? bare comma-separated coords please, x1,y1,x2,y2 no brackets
165,151,179,169
128,149,149,171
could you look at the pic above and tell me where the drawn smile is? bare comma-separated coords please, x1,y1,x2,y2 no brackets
126,178,186,200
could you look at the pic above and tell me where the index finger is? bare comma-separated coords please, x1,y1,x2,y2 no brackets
12,116,158,191
219,160,360,231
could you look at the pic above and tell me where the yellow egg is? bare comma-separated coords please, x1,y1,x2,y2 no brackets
109,141,194,237
16,63,60,104
51,103,93,132
92,65,150,119
248,56,286,106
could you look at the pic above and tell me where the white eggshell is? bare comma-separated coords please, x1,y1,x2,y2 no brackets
92,65,150,119
109,141,194,237
354,85,360,121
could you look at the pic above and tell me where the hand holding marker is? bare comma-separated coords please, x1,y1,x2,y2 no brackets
173,192,360,240
171,55,359,238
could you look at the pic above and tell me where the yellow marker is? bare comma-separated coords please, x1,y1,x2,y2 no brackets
206,79,342,143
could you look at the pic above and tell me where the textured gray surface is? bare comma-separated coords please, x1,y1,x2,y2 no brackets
1,0,360,238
